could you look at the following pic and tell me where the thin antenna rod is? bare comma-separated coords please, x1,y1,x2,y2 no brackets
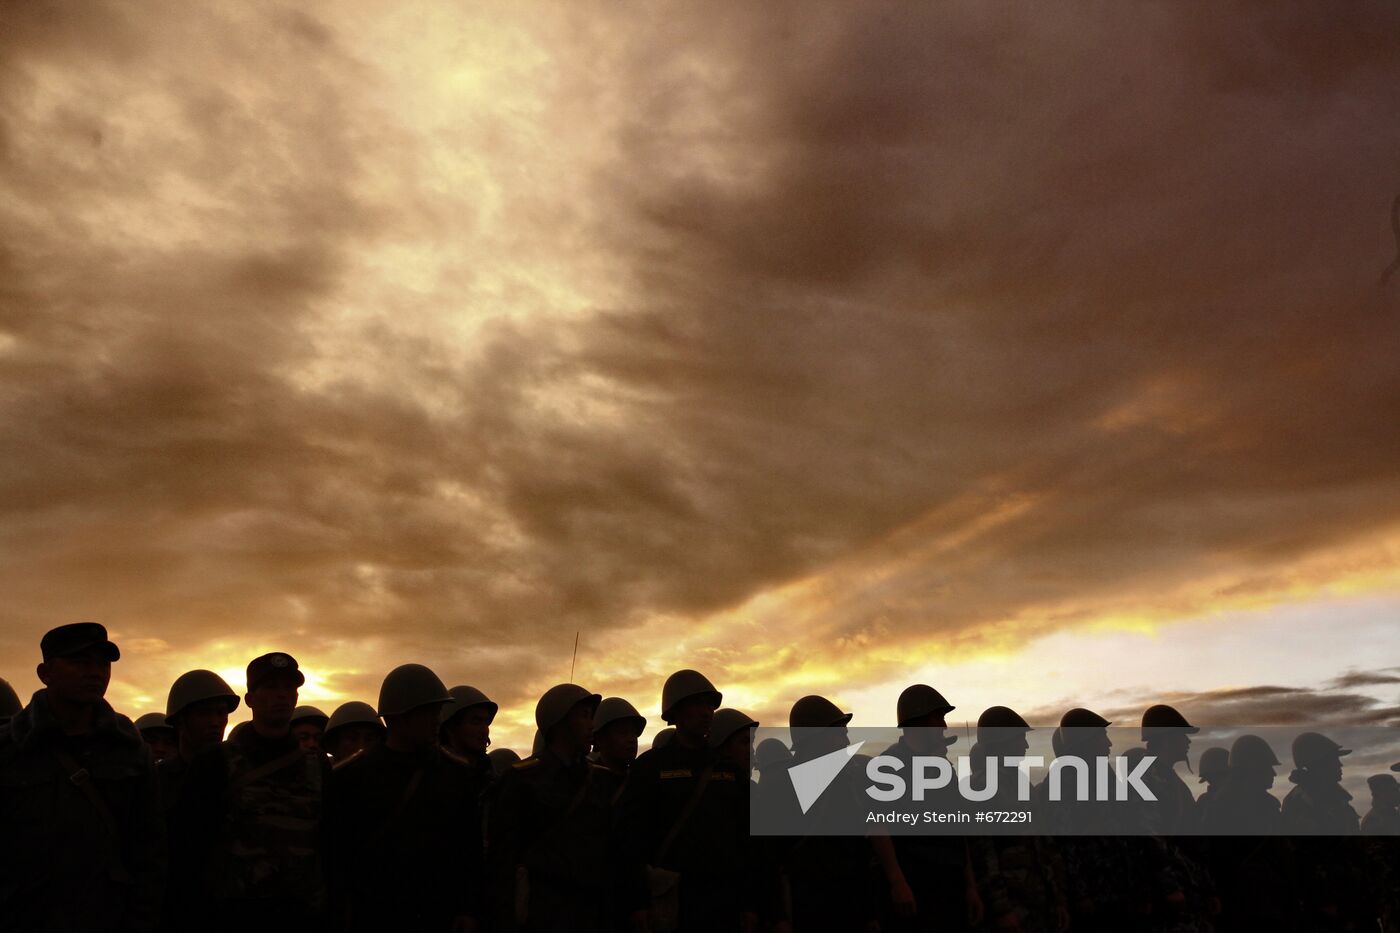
569,630,580,683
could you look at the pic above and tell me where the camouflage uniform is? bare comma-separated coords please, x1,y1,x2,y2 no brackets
181,724,331,931
0,689,166,933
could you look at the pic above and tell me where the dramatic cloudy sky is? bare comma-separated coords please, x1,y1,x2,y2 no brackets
2,2,1398,755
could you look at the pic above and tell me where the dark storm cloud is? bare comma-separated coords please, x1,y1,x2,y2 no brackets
1,1,1398,720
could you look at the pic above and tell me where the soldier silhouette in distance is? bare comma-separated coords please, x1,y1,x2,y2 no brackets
488,746,521,776
1282,732,1360,835
135,711,179,763
1140,704,1200,835
591,696,646,775
1363,773,1400,836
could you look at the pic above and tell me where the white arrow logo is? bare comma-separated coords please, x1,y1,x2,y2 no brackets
789,742,864,814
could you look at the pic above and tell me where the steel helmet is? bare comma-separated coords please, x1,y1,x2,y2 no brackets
440,685,499,724
324,701,384,739
897,684,955,727
709,708,759,749
1291,731,1351,770
291,706,328,728
1197,746,1229,783
0,677,21,721
1060,708,1112,729
1141,704,1199,741
535,683,601,733
755,737,792,770
377,664,453,718
975,706,1032,745
488,747,521,775
660,670,722,722
166,669,240,722
134,712,175,735
1229,734,1280,770
789,695,852,730
593,696,646,736
651,727,676,750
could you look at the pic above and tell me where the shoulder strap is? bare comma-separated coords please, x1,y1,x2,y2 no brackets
654,764,715,865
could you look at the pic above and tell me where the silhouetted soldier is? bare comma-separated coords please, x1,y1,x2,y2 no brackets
591,696,646,776
1364,774,1400,836
754,736,792,784
488,682,611,931
651,726,676,750
158,669,240,933
1196,746,1228,811
328,663,482,931
0,675,21,724
489,746,522,776
968,706,1067,933
0,622,165,932
440,684,500,820
1200,735,1292,930
289,706,328,755
615,670,757,933
1201,734,1282,835
135,711,180,764
1140,704,1200,836
1282,732,1360,835
181,652,331,932
322,700,385,768
880,684,980,933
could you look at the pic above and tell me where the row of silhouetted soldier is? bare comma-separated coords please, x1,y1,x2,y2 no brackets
1,622,1397,933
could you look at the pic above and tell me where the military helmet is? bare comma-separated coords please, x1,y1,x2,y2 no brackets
441,685,499,725
709,708,759,749
1291,731,1351,770
1393,762,1400,773
976,706,1032,745
1050,726,1065,758
897,684,954,727
1229,734,1280,770
0,677,21,720
324,701,384,739
535,683,601,733
134,712,175,735
377,664,453,718
660,670,722,722
530,729,543,757
291,705,328,728
755,737,792,770
1367,774,1398,796
166,669,240,721
651,727,676,750
1141,704,1199,741
1060,707,1112,729
1197,746,1229,783
593,696,646,736
488,747,521,775
789,695,853,730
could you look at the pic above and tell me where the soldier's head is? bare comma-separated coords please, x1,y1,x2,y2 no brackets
754,737,792,778
488,747,521,776
976,706,1032,759
290,707,328,753
1141,705,1198,764
379,665,453,752
1290,731,1349,784
592,697,646,770
897,684,956,756
536,683,601,758
37,623,119,707
710,708,758,770
660,670,722,746
1228,734,1280,790
1368,774,1399,808
439,686,498,756
323,701,385,763
0,677,21,724
166,670,240,754
244,653,303,733
1059,708,1112,760
134,712,178,762
1197,746,1229,786
789,695,853,758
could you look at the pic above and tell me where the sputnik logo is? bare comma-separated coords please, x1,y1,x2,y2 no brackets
788,742,865,814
